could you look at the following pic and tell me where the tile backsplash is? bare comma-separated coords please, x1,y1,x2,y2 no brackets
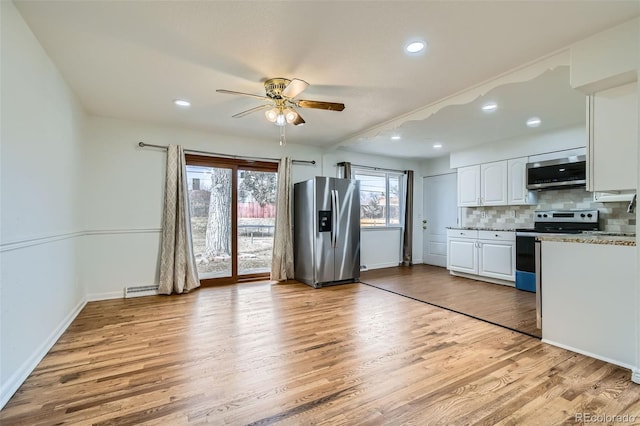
462,188,636,233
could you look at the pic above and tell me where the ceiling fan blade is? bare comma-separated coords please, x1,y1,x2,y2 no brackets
232,104,272,118
292,112,305,126
296,99,345,111
282,78,309,99
216,89,271,101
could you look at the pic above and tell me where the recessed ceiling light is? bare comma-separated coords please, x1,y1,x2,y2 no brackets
391,135,401,140
433,143,443,149
481,102,498,113
526,116,542,127
174,99,191,108
405,40,426,54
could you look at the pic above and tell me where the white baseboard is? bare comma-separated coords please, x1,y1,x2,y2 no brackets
366,262,402,270
632,369,640,384
0,296,87,410
541,338,636,372
449,270,515,287
86,291,124,302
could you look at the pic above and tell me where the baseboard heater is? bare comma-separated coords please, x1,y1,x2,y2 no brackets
124,285,159,298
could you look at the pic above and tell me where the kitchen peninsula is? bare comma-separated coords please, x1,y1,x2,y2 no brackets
539,235,637,369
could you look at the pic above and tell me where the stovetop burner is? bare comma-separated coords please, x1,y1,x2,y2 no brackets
518,209,600,234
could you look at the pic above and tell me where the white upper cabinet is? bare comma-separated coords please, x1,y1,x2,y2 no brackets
587,82,638,192
457,165,481,207
457,161,510,207
480,161,508,206
507,157,536,205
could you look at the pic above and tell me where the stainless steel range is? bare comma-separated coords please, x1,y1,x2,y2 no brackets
515,209,600,291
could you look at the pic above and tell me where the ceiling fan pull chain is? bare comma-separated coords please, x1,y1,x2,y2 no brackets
279,125,286,146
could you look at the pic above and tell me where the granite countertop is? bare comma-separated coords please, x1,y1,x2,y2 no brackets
537,233,636,247
446,226,516,232
448,227,636,246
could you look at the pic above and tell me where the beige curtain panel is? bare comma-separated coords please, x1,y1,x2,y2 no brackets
158,145,200,295
271,157,295,281
401,170,414,266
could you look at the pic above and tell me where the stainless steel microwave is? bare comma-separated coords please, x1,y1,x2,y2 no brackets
526,155,586,190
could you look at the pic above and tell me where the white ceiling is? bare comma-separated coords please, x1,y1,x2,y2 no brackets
345,65,588,158
14,1,640,159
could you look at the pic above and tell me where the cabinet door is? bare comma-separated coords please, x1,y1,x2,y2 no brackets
457,165,481,207
478,241,515,281
448,238,477,274
507,157,533,205
480,161,508,206
589,82,638,192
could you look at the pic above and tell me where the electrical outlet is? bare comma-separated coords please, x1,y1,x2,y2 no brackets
510,210,516,218
481,210,486,218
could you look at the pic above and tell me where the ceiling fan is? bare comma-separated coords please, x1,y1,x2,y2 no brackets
216,78,345,127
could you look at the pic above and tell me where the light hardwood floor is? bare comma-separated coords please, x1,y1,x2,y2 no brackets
361,265,540,337
1,280,639,424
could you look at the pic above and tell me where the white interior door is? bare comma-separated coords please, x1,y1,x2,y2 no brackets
423,173,458,267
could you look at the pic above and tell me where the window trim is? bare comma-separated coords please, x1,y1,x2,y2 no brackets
351,167,405,229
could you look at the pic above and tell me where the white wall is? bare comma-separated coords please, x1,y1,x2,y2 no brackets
0,1,87,408
571,17,639,93
420,154,456,177
449,125,586,168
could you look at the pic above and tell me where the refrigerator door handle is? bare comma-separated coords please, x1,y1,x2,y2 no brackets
332,189,340,248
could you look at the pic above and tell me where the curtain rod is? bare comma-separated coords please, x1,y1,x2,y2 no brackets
138,142,316,165
337,161,406,174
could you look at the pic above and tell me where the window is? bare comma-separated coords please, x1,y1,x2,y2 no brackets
352,169,404,228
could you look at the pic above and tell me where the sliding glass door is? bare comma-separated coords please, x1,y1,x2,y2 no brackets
237,169,277,276
185,155,278,284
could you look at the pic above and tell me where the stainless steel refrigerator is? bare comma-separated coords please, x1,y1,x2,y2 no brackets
294,177,360,288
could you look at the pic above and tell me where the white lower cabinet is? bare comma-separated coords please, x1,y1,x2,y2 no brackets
448,236,478,274
447,229,515,285
478,239,515,281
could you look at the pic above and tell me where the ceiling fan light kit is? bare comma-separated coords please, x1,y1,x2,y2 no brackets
265,106,300,127
217,77,345,145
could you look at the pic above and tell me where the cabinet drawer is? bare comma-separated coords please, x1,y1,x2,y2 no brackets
478,230,515,241
447,229,478,239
